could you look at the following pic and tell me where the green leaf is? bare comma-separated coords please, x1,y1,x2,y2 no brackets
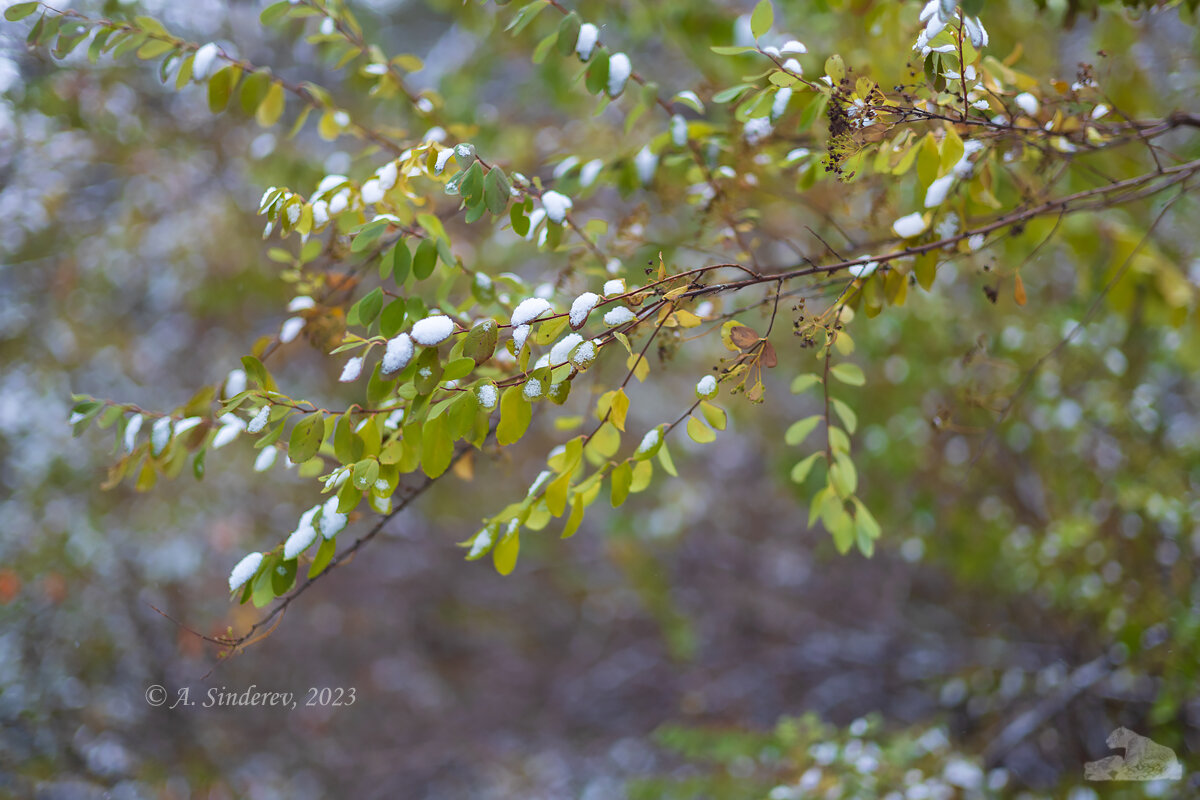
380,298,407,338
136,38,174,60
4,3,39,21
750,0,774,38
288,414,324,463
351,220,386,253
442,356,476,381
483,167,511,215
785,415,821,446
351,458,380,490
353,287,384,327
505,0,548,34
585,50,609,95
830,451,858,496
710,45,758,55
611,461,633,507
493,527,520,575
510,202,530,236
790,374,821,393
260,1,292,25
272,557,298,595
391,239,411,283
308,537,337,579
853,497,881,540
462,320,499,363
962,0,985,14
699,400,726,431
824,54,845,84
556,12,581,56
460,161,484,207
830,397,857,434
412,238,437,280
207,65,238,112
790,452,821,484
497,386,532,445
686,415,716,444
830,362,865,386
256,81,285,127
712,83,755,104
657,440,678,477
562,493,585,538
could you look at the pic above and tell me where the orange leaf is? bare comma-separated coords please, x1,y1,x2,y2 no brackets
1014,273,1027,306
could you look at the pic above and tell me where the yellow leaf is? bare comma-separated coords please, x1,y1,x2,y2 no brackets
256,81,285,127
610,388,629,432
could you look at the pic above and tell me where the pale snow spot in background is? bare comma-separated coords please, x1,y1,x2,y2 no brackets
224,368,247,398
892,212,928,238
254,447,277,472
634,145,658,185
579,158,604,188
280,316,305,344
1014,92,1039,116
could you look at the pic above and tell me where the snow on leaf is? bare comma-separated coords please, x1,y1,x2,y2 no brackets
575,23,599,61
339,356,364,382
228,552,263,592
607,53,632,96
569,292,600,328
540,191,573,224
696,375,718,399
550,333,584,365
254,446,277,472
411,315,456,346
382,333,415,374
511,297,553,326
247,405,271,433
603,306,636,326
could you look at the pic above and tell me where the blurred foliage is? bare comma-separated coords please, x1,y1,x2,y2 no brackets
1,0,1198,797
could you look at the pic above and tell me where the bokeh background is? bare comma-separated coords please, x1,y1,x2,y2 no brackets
1,0,1199,797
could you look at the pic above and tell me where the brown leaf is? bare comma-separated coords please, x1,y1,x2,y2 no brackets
1013,273,1027,306
729,324,760,350
760,340,778,368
